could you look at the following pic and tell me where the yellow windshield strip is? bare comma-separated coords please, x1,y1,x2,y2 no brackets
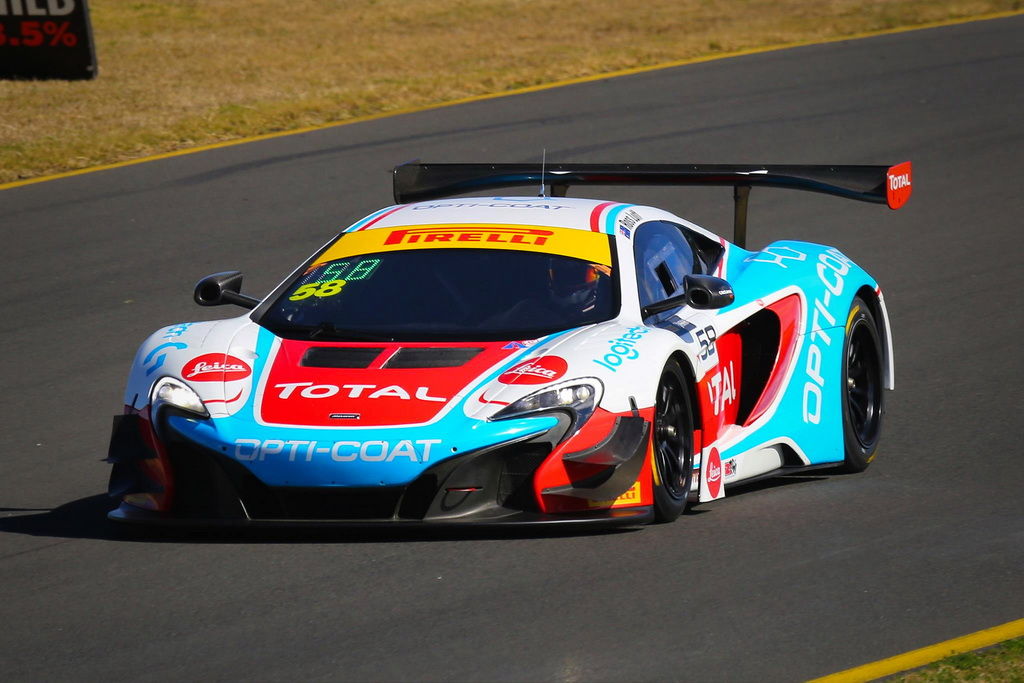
315,223,613,266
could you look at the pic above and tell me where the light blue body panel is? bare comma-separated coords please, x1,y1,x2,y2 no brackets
169,412,557,488
715,240,882,466
164,326,561,488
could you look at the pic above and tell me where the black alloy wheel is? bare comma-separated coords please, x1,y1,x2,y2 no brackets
840,296,885,472
652,361,696,522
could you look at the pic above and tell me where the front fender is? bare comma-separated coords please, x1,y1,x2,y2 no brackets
123,315,258,412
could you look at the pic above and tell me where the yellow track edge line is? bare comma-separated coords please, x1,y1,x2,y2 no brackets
807,617,1024,682
2,8,1022,192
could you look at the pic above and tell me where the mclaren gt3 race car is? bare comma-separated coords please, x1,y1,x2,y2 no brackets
107,162,912,527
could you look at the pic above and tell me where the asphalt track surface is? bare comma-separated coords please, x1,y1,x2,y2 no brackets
2,14,1022,683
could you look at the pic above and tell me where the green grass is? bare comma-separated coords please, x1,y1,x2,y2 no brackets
890,637,1024,682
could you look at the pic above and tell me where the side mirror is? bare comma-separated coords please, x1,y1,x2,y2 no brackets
682,274,734,310
641,275,735,318
194,271,261,310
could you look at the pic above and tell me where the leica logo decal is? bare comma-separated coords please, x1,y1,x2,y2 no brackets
705,447,723,499
182,354,251,382
508,362,556,379
498,356,568,385
189,362,246,377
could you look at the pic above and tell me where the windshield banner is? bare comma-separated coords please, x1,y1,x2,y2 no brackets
316,224,613,267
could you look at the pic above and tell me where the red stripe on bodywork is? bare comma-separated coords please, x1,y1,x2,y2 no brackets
715,237,728,277
355,205,407,231
743,294,803,427
203,388,244,405
589,202,616,232
476,389,511,407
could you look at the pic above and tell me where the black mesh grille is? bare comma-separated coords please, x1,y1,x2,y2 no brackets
497,445,550,510
301,347,384,368
165,443,249,518
162,437,404,521
383,347,483,368
273,487,403,520
397,473,440,520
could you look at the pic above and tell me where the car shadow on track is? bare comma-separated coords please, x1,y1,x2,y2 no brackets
0,473,830,544
0,495,119,541
0,494,642,544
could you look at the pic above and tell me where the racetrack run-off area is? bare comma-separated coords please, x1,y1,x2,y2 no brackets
2,1,1021,185
1,13,1023,682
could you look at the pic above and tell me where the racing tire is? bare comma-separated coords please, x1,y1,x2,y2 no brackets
839,296,885,473
652,361,697,523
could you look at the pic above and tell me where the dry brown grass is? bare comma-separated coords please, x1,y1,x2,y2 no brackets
1,0,1020,184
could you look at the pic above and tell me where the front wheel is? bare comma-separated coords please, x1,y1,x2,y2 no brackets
839,296,885,472
652,361,696,522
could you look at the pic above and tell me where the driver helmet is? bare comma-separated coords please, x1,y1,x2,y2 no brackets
548,260,609,312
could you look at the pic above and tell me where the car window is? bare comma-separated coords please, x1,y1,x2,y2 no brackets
633,221,697,307
257,248,619,341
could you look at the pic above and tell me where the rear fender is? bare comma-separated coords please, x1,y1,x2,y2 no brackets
716,240,885,465
856,285,895,390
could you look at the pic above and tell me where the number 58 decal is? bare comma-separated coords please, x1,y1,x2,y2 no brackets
696,326,717,360
289,280,346,301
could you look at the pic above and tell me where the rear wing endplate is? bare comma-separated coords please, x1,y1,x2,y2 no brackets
392,162,912,248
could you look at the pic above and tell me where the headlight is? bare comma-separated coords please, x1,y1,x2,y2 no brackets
490,378,602,435
150,377,209,417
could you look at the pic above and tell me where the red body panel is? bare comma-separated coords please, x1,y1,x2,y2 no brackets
534,406,656,513
258,341,519,427
698,331,742,444
744,294,803,426
122,404,175,512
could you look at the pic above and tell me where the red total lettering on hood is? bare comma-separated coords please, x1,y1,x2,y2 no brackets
258,340,522,427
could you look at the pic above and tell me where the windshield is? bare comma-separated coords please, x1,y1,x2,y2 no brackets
258,248,619,341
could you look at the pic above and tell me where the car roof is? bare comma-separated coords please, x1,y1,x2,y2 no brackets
347,196,654,235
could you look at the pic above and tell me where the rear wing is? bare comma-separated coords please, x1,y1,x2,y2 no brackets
392,162,912,248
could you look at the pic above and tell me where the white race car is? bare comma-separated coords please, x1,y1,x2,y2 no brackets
106,162,911,526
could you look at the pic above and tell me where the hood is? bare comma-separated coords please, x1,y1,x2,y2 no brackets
255,339,525,428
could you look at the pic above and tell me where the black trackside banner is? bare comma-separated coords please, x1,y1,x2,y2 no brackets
0,0,97,80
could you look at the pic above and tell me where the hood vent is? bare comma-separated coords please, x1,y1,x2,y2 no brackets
383,347,483,369
301,347,384,369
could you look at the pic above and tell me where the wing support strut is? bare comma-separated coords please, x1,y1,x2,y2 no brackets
733,184,751,249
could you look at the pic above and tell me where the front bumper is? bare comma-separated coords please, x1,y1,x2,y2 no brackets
106,411,653,527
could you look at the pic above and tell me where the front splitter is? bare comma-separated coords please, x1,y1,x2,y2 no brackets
108,502,653,528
